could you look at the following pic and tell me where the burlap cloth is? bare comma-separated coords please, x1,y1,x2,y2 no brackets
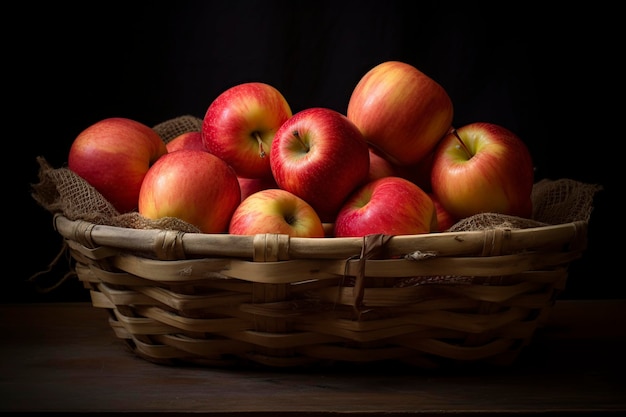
31,115,602,234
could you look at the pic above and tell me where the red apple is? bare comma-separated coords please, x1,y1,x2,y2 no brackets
334,176,437,237
68,117,168,213
270,107,370,223
428,192,457,232
202,82,292,179
237,175,279,200
430,122,534,219
138,150,241,234
367,147,397,182
229,188,325,237
347,60,453,166
166,131,206,153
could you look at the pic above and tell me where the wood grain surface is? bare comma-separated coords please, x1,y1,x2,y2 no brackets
1,300,624,415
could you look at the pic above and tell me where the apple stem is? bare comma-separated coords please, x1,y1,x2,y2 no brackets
452,128,472,159
292,130,309,151
253,132,266,158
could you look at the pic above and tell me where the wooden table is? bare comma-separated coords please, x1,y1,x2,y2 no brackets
1,300,625,415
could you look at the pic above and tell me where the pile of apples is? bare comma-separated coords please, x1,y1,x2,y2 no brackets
67,60,535,238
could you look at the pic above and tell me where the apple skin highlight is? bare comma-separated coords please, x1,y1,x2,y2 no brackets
430,122,534,220
270,107,370,223
347,60,453,167
68,117,168,214
229,188,325,237
334,176,437,237
138,150,241,234
202,82,292,179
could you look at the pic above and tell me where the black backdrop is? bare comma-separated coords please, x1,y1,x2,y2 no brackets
11,1,617,302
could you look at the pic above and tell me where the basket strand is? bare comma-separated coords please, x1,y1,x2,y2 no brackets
353,234,393,318
26,241,77,293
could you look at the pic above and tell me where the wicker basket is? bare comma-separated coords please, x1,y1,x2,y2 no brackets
51,212,588,369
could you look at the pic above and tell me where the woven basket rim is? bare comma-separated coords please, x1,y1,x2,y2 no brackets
53,213,590,368
53,213,588,262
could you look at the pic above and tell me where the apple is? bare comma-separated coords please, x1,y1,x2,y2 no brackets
367,147,397,182
334,176,437,237
68,117,168,213
202,82,292,179
166,131,206,153
430,122,534,220
269,107,370,223
346,60,453,166
138,150,241,234
229,188,325,237
238,175,279,200
428,192,457,232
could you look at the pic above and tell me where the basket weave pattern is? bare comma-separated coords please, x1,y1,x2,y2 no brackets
54,213,588,368
32,116,600,368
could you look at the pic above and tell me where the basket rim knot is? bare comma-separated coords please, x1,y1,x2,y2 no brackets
154,229,186,260
351,234,393,318
55,213,96,248
252,233,290,262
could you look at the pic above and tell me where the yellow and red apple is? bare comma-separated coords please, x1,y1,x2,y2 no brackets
347,60,453,167
430,122,534,219
229,188,325,237
334,176,437,237
68,117,168,213
138,150,241,233
367,147,398,182
270,107,370,223
202,82,292,179
237,175,279,201
166,131,206,153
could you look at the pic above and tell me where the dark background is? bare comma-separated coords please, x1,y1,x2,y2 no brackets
10,1,617,302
